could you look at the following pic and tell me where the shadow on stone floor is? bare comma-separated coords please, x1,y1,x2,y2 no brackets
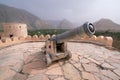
12,51,48,80
22,51,47,74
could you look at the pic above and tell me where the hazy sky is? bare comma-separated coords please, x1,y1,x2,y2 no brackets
0,0,120,24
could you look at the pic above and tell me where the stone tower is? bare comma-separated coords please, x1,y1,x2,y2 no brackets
2,23,28,37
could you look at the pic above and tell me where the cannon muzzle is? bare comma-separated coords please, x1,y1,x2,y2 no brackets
50,22,95,43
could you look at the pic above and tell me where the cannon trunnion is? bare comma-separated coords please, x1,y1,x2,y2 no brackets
42,22,95,66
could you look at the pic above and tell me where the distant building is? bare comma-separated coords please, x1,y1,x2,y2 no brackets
0,23,28,38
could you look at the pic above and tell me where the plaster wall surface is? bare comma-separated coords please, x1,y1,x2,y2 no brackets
2,23,28,37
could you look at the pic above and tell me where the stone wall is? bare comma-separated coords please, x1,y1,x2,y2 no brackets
72,35,113,46
0,34,113,48
1,23,28,37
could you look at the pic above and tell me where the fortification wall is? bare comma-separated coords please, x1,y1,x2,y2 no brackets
0,34,113,48
0,32,4,37
1,23,28,37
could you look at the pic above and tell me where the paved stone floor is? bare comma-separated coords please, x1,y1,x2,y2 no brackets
0,42,120,80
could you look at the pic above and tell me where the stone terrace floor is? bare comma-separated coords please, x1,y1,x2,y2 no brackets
0,42,120,80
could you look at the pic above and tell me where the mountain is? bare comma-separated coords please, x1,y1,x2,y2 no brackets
45,20,62,29
93,19,120,32
57,19,75,29
0,4,75,30
0,4,52,30
46,19,75,29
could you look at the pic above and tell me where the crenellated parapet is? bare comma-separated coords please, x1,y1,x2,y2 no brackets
72,35,113,46
0,34,113,48
90,35,113,46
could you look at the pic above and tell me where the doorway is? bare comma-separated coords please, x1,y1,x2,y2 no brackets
9,34,13,38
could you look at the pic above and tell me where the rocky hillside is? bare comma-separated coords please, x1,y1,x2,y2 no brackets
94,19,120,32
46,19,75,29
57,19,75,29
0,4,75,30
0,4,52,30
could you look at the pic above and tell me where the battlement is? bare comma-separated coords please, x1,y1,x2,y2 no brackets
0,34,113,48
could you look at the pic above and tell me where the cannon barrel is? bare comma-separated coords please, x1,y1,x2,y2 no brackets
50,22,95,43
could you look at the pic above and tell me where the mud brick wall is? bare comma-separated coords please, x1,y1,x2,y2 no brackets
0,34,113,48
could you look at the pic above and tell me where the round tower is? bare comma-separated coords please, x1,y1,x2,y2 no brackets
2,23,28,37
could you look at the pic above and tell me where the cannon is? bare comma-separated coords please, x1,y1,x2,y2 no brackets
42,22,95,66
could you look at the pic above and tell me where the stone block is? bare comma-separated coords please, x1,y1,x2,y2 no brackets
10,60,24,72
12,73,27,80
74,63,84,71
0,66,16,80
30,69,47,75
101,70,120,80
80,58,90,64
62,63,81,80
87,57,101,65
47,63,59,70
113,69,120,76
90,35,97,41
11,37,19,41
0,40,3,46
32,35,39,41
95,35,105,44
27,74,49,80
39,34,44,39
45,34,51,40
71,54,79,62
54,77,65,80
101,63,115,70
82,71,96,80
2,38,12,43
46,67,63,75
18,36,25,41
82,63,99,72
25,35,32,41
22,61,46,74
104,37,113,46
